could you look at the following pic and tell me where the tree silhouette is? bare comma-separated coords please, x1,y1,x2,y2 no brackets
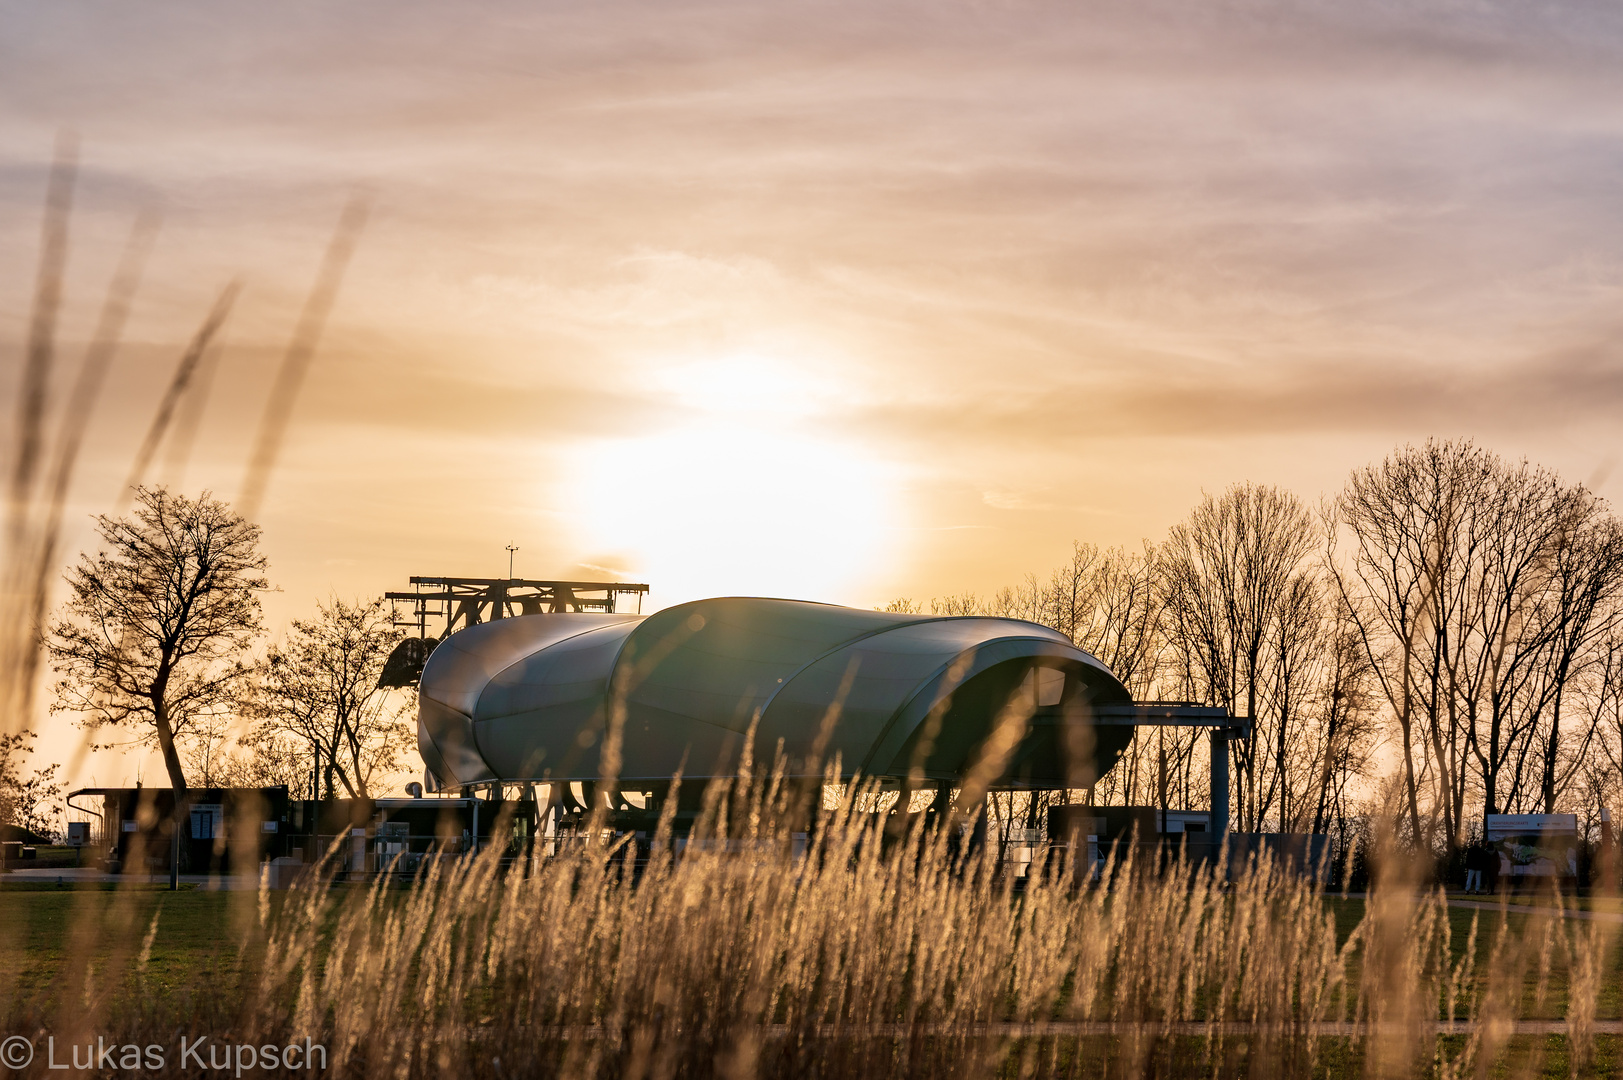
48,486,268,798
255,597,408,799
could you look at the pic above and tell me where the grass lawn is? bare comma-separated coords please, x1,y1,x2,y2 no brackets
1321,896,1623,1022
0,882,280,1017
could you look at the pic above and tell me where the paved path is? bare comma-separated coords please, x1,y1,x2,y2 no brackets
950,1021,1611,1036
518,1020,1623,1038
1337,891,1623,923
11,869,1623,913
1443,896,1623,923
2,866,262,890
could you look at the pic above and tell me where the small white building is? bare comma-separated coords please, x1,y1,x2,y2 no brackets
1160,810,1211,834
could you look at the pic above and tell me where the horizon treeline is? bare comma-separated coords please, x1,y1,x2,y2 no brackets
12,436,1623,864
890,438,1623,859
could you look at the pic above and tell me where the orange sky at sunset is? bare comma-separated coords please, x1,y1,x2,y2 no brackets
5,0,1623,786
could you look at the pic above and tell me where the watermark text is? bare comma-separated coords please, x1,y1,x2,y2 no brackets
1,1035,327,1074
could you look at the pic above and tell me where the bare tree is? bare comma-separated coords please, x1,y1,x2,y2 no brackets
181,711,238,789
1161,484,1316,831
1329,439,1491,850
1035,544,1103,646
1531,504,1623,812
1593,638,1623,812
1054,542,1177,809
889,441,1619,850
1304,597,1378,834
1333,440,1623,851
1449,459,1571,827
178,709,308,791
1069,543,1164,699
988,576,1045,624
931,593,986,617
48,486,268,799
1257,571,1328,831
255,597,410,798
188,728,309,791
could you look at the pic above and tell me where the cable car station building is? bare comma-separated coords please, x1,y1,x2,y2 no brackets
414,595,1248,849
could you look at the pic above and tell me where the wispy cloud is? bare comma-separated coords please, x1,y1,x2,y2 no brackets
3,0,1622,617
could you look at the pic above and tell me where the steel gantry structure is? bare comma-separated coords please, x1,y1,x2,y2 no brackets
378,576,649,688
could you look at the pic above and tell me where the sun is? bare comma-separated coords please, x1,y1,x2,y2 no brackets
557,356,898,605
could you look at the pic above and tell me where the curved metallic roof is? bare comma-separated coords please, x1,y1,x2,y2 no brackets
418,596,1133,789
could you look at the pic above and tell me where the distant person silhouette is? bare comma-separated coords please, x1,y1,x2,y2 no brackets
1464,842,1486,894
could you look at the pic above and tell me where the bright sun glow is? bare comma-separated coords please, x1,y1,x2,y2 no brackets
654,355,831,417
558,356,897,605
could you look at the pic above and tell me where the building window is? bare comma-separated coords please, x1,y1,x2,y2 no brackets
190,804,224,839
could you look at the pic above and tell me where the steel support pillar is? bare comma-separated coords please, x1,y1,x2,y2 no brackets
1209,729,1229,841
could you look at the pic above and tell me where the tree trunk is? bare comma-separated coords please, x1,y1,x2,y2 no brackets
1310,699,1340,836
1399,675,1425,847
150,689,188,891
151,694,189,796
1245,645,1260,832
1276,683,1290,832
1542,682,1565,814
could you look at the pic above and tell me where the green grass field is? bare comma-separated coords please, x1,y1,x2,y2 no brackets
4,887,230,1001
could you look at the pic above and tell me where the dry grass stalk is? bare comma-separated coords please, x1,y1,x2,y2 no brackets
0,773,1565,1079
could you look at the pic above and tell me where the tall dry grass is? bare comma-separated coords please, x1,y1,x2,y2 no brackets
5,765,1619,1079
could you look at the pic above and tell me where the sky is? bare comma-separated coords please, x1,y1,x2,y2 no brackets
4,0,1623,786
